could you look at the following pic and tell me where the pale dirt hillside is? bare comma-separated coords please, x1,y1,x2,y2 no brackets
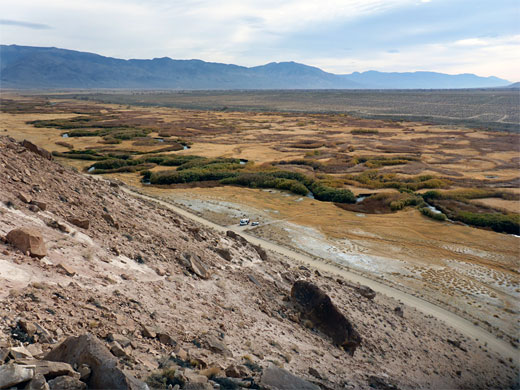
0,136,517,389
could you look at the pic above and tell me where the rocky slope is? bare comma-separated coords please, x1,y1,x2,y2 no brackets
0,136,517,389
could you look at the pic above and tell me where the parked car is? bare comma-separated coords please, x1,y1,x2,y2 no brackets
239,218,250,226
251,221,259,226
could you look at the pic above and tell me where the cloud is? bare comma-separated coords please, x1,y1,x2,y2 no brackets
306,34,520,80
0,0,518,79
0,19,51,29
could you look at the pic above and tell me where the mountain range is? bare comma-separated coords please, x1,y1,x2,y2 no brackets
0,44,512,90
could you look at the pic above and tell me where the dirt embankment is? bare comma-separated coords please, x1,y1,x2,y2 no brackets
0,136,518,389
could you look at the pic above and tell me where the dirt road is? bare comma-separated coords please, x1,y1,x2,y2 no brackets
121,186,519,362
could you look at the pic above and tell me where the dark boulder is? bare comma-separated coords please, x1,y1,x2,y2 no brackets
22,140,52,160
291,280,361,355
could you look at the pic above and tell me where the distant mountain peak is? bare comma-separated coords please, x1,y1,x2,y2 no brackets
0,44,511,89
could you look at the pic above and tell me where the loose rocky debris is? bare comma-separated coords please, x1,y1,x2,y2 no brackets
0,136,518,390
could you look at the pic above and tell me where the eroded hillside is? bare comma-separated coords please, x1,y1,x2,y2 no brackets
0,138,518,389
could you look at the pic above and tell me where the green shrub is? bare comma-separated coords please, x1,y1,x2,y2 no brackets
351,129,379,135
419,207,447,221
390,195,425,211
278,159,322,170
89,163,154,174
52,151,106,160
221,173,310,196
309,182,355,203
91,159,141,170
150,169,238,184
454,212,519,234
423,189,518,201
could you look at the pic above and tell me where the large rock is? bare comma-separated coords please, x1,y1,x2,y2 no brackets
45,333,147,390
0,363,34,388
22,140,53,160
6,228,47,258
260,366,320,390
291,280,361,355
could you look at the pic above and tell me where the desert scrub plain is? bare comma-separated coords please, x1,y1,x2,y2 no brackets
1,92,519,349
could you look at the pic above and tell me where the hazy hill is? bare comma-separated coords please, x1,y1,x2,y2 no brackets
341,70,509,89
0,44,511,89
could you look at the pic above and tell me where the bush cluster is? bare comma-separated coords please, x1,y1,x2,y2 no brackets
221,173,309,196
419,207,448,221
349,170,448,191
455,212,519,234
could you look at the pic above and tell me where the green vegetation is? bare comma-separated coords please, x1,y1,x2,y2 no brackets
419,207,447,221
151,169,239,184
278,159,322,170
351,129,379,135
347,170,448,191
423,189,518,201
349,155,418,168
421,189,519,234
28,115,155,143
221,173,309,196
453,212,519,234
389,193,426,211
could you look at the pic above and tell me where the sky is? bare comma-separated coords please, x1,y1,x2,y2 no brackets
1,0,519,81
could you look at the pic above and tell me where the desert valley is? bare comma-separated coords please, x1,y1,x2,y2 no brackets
0,89,518,389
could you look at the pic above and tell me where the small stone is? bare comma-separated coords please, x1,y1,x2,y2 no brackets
29,205,40,213
356,285,376,300
67,217,89,230
184,369,208,384
174,347,188,360
24,373,49,390
184,384,212,390
141,324,160,339
308,367,322,379
182,253,210,279
47,375,86,390
102,213,119,229
394,307,404,317
19,319,37,337
10,346,34,359
215,248,232,261
107,334,131,348
225,365,243,378
31,201,47,211
157,332,176,346
205,335,232,357
18,191,32,203
0,347,9,363
57,263,76,277
25,344,44,358
109,341,129,358
78,364,91,381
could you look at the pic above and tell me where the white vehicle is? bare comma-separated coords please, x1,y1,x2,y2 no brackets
239,218,250,226
251,221,259,226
